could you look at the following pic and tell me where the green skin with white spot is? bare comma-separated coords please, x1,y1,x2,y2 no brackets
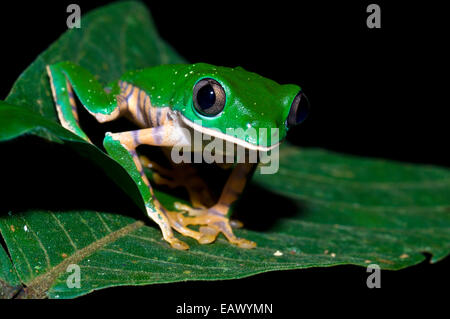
121,63,301,147
51,62,301,147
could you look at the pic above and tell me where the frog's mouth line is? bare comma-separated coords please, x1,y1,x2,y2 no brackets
179,115,280,152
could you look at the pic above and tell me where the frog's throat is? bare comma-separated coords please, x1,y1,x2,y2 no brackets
179,115,280,152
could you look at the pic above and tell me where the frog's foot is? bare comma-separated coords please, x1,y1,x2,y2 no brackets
174,202,243,229
164,235,189,251
172,203,256,249
165,210,217,245
140,155,215,208
145,205,190,250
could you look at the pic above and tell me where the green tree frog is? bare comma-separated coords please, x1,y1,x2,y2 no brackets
46,62,309,250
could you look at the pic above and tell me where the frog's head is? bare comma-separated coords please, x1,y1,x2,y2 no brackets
171,63,309,151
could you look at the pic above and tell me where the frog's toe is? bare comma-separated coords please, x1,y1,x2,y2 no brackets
167,205,256,248
198,234,217,244
234,238,257,249
174,202,204,216
175,207,257,248
200,225,219,236
170,238,189,250
230,219,244,229
198,226,219,244
210,220,256,249
166,211,210,244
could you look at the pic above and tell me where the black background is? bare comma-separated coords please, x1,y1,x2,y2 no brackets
0,0,447,315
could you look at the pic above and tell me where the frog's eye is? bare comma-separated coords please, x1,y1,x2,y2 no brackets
287,92,310,126
193,78,226,116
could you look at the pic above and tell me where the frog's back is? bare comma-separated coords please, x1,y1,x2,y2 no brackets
119,64,191,107
116,65,187,128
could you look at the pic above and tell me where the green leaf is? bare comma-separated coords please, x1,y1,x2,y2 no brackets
251,147,450,266
0,240,21,299
5,0,185,141
0,1,449,299
0,210,144,299
0,138,449,298
1,102,449,298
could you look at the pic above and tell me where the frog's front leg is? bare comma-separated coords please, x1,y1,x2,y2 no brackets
103,124,217,249
46,62,125,142
174,163,257,249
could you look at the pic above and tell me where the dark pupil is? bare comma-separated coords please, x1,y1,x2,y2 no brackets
296,95,309,123
197,84,216,110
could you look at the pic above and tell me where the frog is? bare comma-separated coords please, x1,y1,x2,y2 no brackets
46,62,309,250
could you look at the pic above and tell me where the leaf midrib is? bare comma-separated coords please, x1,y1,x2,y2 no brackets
18,220,144,299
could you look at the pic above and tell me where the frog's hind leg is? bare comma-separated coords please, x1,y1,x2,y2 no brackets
174,163,257,248
46,62,125,142
139,155,216,208
103,123,217,249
